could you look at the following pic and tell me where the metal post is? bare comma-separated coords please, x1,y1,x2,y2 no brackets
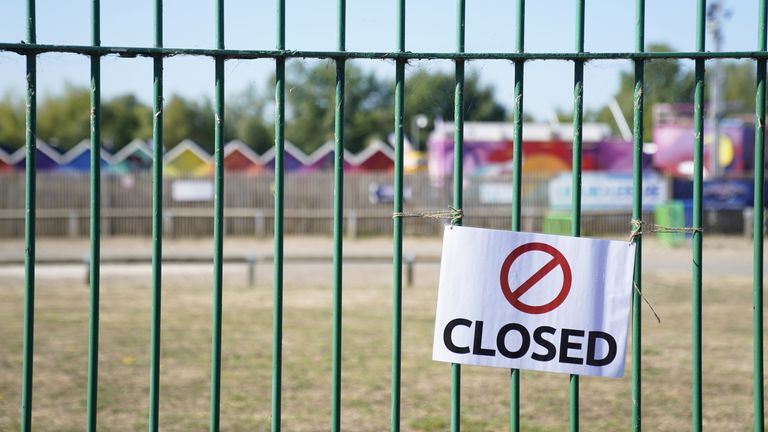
631,1,645,430
331,0,346,429
391,0,405,430
754,1,767,429
272,0,286,429
20,0,37,430
148,0,165,432
255,209,266,238
451,1,465,431
692,2,707,430
405,253,415,288
346,211,357,239
84,255,90,286
68,210,79,238
86,0,102,428
510,1,525,430
209,0,225,429
163,211,173,238
247,255,256,287
707,1,725,178
570,1,586,430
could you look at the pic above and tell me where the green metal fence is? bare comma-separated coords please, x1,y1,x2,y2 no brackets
3,0,766,431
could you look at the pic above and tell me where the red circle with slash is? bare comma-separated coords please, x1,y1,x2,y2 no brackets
499,242,572,314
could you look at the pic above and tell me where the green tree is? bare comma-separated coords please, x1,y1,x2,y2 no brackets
163,94,218,151
282,61,392,154
596,43,695,141
37,84,91,150
405,69,506,150
227,84,273,154
0,93,25,149
720,61,756,113
6,85,156,151
280,64,507,153
102,94,152,150
598,44,756,141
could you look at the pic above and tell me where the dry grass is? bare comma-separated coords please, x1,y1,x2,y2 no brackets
0,250,764,431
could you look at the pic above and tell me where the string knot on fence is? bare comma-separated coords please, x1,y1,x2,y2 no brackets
392,206,463,226
628,219,702,243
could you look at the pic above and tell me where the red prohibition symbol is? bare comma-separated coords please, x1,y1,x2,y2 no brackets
499,242,572,314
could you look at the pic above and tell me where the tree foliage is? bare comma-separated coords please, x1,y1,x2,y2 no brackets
0,66,507,153
102,94,153,149
282,61,392,154
37,84,91,150
0,93,25,150
598,43,755,141
405,69,506,149
720,61,756,113
0,53,757,153
163,94,216,151
278,62,506,153
228,84,274,154
593,43,695,141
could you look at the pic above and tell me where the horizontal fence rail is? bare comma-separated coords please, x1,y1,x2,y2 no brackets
4,43,768,60
3,0,767,431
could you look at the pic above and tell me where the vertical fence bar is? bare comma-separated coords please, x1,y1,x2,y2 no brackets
331,0,346,430
147,0,164,428
450,1,465,430
631,0,645,430
509,1,525,430
20,0,36,431
692,1,706,431
209,0,225,429
391,0,405,430
569,1,586,430
86,0,101,429
272,0,286,429
754,0,767,430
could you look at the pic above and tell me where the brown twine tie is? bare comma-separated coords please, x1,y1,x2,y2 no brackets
628,219,702,244
392,206,463,226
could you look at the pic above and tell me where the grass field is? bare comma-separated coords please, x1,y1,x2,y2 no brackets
0,236,764,431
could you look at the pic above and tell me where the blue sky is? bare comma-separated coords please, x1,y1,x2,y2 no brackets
0,0,760,121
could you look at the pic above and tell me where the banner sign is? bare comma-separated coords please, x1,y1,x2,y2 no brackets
432,226,635,378
702,178,754,210
172,180,214,202
368,182,412,204
548,172,668,211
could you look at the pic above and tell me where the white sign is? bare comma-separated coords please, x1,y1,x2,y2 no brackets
548,172,668,211
432,226,635,378
479,183,514,204
172,180,214,202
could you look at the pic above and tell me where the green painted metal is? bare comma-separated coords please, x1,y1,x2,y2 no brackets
209,2,225,431
331,0,345,430
569,1,586,430
510,1,525,430
147,0,163,430
86,0,101,430
272,0,286,430
755,1,767,431
11,2,768,431
209,53,225,432
6,43,768,61
391,1,405,430
755,63,767,432
451,1,465,431
631,0,645,431
692,2,706,431
453,2,465,219
20,1,36,431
